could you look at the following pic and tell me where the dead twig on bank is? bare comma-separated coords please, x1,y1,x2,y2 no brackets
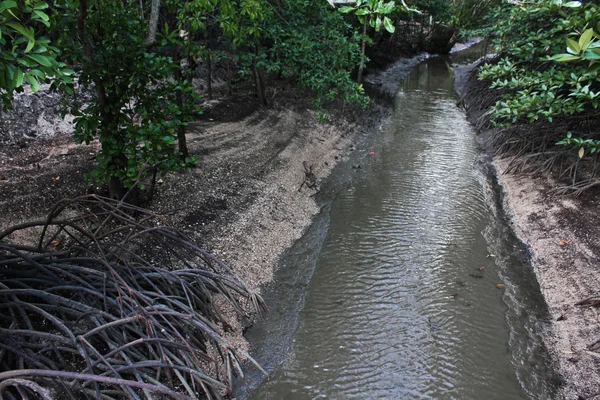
298,161,318,193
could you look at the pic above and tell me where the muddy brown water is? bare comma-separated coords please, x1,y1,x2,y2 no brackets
236,44,558,399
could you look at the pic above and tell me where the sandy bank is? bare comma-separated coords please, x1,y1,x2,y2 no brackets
0,61,422,378
457,61,600,400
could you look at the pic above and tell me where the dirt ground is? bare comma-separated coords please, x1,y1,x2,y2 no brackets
8,46,593,399
0,71,405,373
456,61,600,400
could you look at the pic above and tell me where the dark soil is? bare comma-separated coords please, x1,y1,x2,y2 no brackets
0,45,445,399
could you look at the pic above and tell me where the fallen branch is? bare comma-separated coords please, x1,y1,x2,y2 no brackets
298,161,318,192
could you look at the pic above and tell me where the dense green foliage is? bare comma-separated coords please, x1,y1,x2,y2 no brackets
59,0,375,194
450,0,502,29
0,0,501,196
339,0,396,83
266,0,367,107
0,0,72,109
479,0,600,126
472,0,600,192
50,0,198,195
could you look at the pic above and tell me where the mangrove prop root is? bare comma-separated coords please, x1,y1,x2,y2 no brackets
0,194,267,399
575,296,600,308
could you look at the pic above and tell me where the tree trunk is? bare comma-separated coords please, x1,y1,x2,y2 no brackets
145,0,160,46
108,176,127,201
174,64,189,158
207,50,213,101
253,64,267,106
77,0,92,56
96,83,129,201
226,55,233,96
357,16,368,83
387,24,397,49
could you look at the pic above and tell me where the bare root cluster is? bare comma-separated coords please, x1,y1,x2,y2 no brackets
489,115,600,196
0,195,266,400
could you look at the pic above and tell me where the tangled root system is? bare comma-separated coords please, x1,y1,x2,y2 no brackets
0,195,266,400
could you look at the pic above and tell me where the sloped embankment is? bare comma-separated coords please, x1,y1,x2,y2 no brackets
456,61,600,400
0,76,400,366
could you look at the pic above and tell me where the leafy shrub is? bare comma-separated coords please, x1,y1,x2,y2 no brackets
479,0,600,126
265,0,368,107
0,0,73,110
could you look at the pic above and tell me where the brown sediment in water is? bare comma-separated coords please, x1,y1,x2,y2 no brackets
456,60,600,400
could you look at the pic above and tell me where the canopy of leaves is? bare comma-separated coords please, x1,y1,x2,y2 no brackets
52,0,198,190
266,0,367,107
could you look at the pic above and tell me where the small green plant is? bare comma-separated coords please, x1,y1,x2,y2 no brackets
478,0,600,126
556,131,600,158
315,110,331,123
339,0,397,82
55,1,199,198
551,22,600,159
472,0,600,193
551,27,600,64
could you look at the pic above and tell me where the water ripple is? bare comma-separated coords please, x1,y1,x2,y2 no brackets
250,55,539,400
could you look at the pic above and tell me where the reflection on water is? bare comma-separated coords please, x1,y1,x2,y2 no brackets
240,47,555,400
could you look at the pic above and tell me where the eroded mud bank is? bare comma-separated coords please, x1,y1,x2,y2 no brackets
457,60,600,400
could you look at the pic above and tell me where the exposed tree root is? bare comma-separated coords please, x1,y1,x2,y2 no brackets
0,195,267,399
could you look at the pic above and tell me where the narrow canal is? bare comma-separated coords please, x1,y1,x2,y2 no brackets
237,45,558,399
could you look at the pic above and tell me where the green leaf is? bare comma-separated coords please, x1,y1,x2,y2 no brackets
564,1,582,7
5,64,14,88
583,50,600,60
24,38,34,53
383,16,395,33
550,53,573,60
0,0,17,13
555,54,580,62
355,8,370,15
338,6,355,13
579,28,594,51
25,74,38,92
6,22,35,52
60,68,75,76
374,16,382,31
6,22,32,40
14,68,22,87
382,1,395,14
566,37,581,54
33,10,49,26
25,54,52,67
588,41,600,49
27,68,46,79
